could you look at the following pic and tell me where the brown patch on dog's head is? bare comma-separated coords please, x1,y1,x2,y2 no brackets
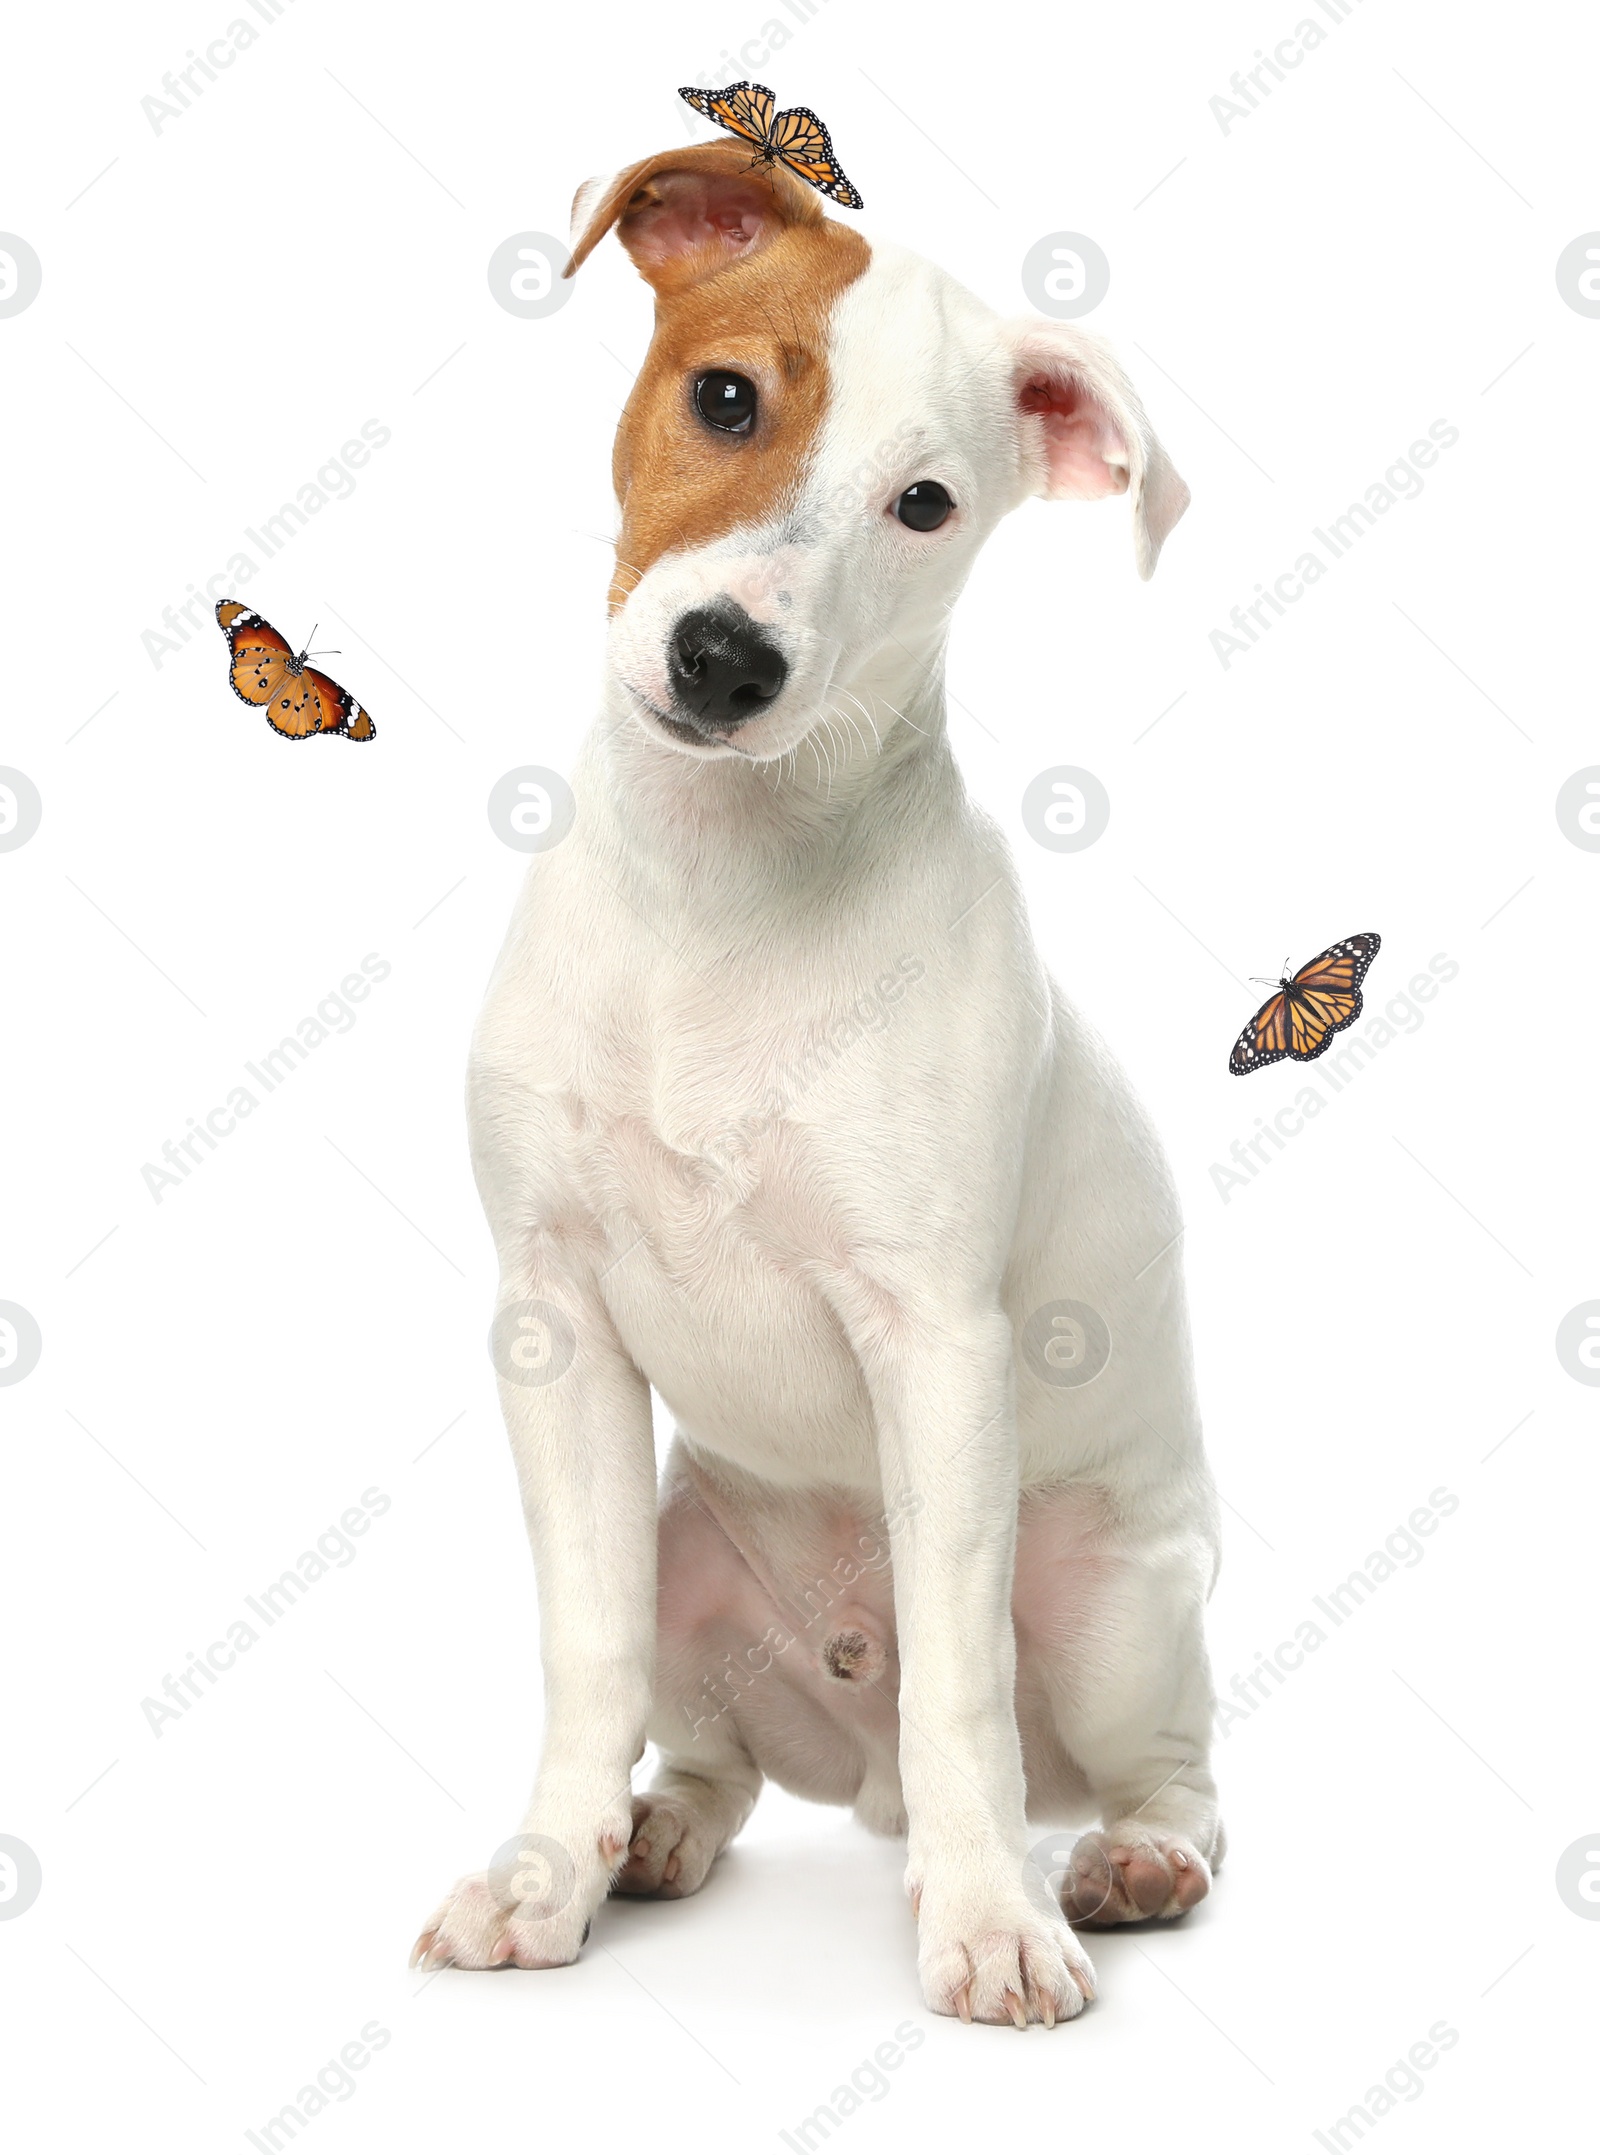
565,138,871,611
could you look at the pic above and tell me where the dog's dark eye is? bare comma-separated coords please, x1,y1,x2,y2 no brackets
895,481,953,531
694,371,758,434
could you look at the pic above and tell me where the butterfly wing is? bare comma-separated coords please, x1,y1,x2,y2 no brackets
678,81,775,147
261,672,330,739
220,605,320,737
768,105,865,207
218,601,294,712
305,665,376,742
1282,931,1381,1061
1229,988,1292,1075
1289,932,1382,997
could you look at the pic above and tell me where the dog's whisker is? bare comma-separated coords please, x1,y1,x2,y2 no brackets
856,696,886,752
834,686,884,754
877,693,930,740
827,703,865,762
848,702,881,758
823,718,847,794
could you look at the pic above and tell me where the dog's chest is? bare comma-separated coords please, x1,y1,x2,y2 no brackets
565,997,848,1269
548,989,881,1468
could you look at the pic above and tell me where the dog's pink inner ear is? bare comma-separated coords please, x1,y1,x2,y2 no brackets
566,139,823,284
621,172,783,279
1017,374,1131,502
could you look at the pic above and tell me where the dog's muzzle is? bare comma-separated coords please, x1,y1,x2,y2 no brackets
666,601,789,737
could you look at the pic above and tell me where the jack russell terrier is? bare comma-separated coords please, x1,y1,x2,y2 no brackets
413,131,1222,2028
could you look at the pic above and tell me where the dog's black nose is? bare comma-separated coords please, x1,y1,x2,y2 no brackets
666,603,788,733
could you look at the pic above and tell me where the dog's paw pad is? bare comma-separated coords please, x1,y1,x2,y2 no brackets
1060,1828,1212,1926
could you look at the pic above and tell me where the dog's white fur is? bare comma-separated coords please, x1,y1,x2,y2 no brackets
415,227,1223,2026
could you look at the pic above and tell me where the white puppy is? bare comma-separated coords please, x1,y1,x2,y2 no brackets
414,136,1223,2027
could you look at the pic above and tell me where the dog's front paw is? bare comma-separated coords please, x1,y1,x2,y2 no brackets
913,1881,1096,2027
411,1815,630,1971
1059,1827,1212,1926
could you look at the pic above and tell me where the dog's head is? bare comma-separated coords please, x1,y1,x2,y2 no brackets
568,137,1188,762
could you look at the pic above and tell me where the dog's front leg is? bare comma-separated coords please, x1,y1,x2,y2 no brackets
870,1306,1096,2027
413,1275,656,1971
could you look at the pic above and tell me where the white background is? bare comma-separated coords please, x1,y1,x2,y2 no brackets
3,0,1596,2147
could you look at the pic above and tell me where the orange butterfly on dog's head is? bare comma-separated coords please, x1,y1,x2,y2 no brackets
1229,933,1381,1075
679,81,864,208
216,601,375,742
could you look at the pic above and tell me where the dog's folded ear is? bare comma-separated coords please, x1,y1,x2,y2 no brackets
1005,321,1190,579
565,138,823,292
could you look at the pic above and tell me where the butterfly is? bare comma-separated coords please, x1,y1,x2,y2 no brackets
679,81,864,208
216,601,375,742
1228,933,1381,1075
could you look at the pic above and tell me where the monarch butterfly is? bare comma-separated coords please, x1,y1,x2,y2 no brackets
216,601,375,742
679,81,865,209
1228,933,1381,1075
